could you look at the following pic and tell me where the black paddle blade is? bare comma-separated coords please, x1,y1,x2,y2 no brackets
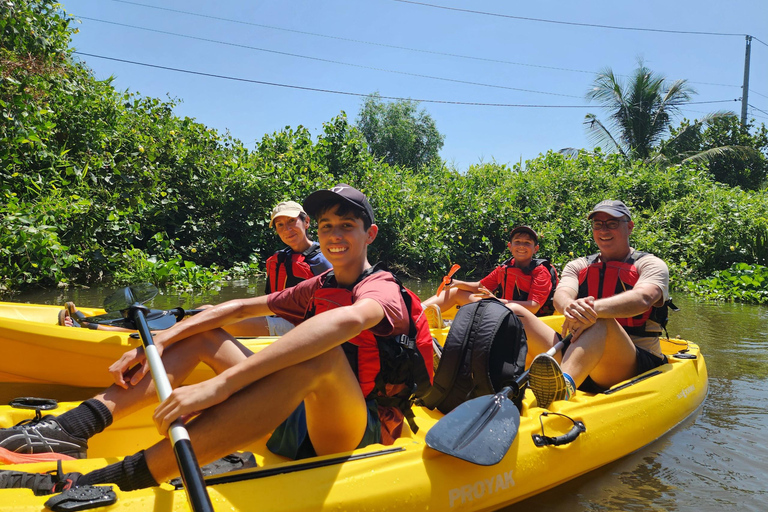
83,311,130,327
144,309,178,330
103,283,158,312
425,387,520,466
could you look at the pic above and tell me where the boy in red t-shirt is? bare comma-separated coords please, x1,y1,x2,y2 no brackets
422,226,558,326
0,184,433,495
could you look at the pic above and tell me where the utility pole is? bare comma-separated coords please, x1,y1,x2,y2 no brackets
741,35,752,126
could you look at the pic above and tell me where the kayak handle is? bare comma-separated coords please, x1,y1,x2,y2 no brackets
9,397,59,411
532,411,586,447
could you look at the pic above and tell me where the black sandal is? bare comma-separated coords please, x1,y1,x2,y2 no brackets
62,303,99,329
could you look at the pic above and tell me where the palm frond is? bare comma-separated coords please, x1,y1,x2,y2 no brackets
584,113,627,157
680,145,761,165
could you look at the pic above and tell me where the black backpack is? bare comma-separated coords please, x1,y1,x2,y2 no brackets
419,299,528,414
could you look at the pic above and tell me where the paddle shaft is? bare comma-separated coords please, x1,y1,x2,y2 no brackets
131,306,214,512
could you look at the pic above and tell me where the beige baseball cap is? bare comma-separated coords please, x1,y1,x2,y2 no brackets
269,201,306,228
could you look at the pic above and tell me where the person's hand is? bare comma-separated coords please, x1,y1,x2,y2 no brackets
152,378,229,435
108,345,158,388
561,297,597,340
471,286,494,299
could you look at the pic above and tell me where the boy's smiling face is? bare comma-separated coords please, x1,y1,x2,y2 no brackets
507,233,538,264
316,204,377,268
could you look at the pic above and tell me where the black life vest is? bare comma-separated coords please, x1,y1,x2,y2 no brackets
264,243,324,294
577,251,670,337
493,258,559,316
305,264,434,435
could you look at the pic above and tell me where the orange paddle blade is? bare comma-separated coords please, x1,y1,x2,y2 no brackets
0,446,76,464
436,264,461,295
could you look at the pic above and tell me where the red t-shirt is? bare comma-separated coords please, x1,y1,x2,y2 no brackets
267,270,411,337
480,262,553,305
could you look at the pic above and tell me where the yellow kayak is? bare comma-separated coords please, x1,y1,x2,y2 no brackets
0,301,277,387
0,313,708,511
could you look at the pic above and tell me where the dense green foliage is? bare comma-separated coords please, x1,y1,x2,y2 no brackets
2,1,768,305
356,92,444,171
681,263,768,304
662,115,768,190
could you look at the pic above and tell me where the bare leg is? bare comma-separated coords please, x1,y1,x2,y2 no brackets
96,329,252,420
422,288,479,310
505,304,560,367
142,346,368,483
561,318,637,388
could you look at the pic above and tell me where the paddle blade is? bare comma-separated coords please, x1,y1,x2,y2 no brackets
103,283,158,312
144,309,179,330
83,311,130,327
436,264,461,295
426,388,520,466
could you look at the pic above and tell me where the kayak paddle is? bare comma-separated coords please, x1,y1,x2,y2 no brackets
125,301,214,512
425,334,572,466
103,283,158,313
436,264,461,295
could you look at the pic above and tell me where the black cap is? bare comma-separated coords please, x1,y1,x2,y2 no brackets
587,200,632,220
509,225,538,244
303,184,375,224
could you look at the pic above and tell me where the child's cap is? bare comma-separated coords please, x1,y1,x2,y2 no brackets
509,225,538,244
268,201,307,228
303,184,375,224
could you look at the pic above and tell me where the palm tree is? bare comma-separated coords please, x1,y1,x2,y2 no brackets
584,62,695,159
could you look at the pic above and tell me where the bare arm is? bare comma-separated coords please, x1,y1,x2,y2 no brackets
109,296,275,388
556,283,662,338
447,279,484,293
152,296,274,350
217,298,385,395
151,298,386,432
592,282,663,319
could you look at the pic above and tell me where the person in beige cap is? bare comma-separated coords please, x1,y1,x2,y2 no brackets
508,200,672,409
421,225,558,326
265,201,330,294
203,201,331,338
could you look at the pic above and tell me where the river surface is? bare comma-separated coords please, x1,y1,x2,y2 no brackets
5,279,767,511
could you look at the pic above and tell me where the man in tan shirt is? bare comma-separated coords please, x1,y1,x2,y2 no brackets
508,200,670,408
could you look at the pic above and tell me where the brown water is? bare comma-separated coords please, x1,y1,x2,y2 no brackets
5,280,768,511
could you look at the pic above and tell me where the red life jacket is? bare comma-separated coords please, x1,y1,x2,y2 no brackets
577,251,669,336
305,264,434,438
493,258,559,316
264,243,323,294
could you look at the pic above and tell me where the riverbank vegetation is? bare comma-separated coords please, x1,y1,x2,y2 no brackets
2,1,767,303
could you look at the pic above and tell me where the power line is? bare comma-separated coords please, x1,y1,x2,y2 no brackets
105,0,594,76
100,1,742,90
392,0,749,37
71,51,736,110
748,104,768,117
79,16,582,99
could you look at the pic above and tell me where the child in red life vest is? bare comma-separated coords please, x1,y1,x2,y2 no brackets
422,226,558,326
0,184,433,495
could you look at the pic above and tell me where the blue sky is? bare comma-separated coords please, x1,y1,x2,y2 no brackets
61,0,768,171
